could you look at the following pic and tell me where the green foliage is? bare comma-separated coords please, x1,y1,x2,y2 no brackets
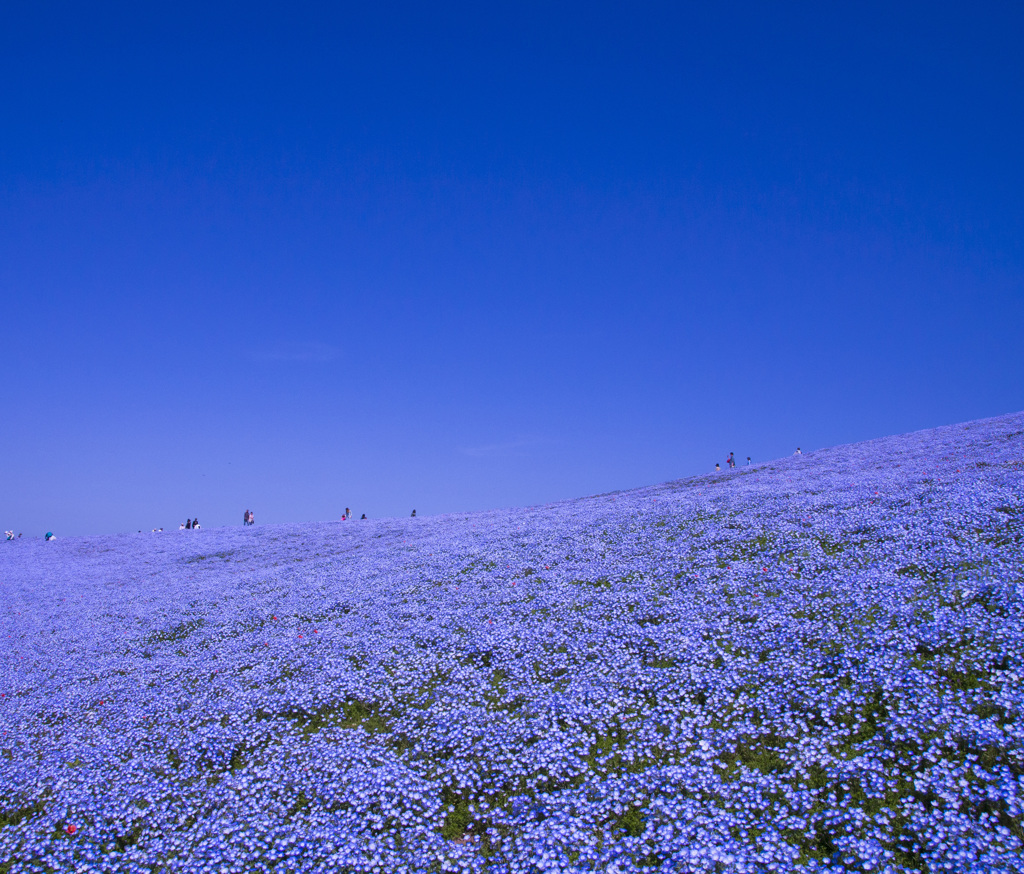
613,804,645,837
146,617,205,644
184,551,236,563
718,733,787,777
227,742,245,772
0,795,48,829
440,797,471,840
817,537,844,557
288,790,311,816
112,821,145,852
255,698,388,737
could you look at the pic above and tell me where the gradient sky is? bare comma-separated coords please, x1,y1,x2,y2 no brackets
2,2,1023,537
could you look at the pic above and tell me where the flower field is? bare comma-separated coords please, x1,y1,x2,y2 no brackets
2,413,1023,873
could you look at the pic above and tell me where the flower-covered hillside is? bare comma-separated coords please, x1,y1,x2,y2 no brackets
1,412,1023,873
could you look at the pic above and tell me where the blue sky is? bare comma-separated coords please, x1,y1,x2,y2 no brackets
2,2,1022,536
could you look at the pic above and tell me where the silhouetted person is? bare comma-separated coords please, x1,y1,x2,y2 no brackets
411,509,417,517
360,514,366,520
186,519,192,530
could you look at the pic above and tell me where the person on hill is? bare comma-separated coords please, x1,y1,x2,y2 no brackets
360,514,366,520
345,507,351,520
249,510,255,526
411,509,417,517
715,463,721,472
193,518,201,530
45,532,55,541
5,530,13,541
185,519,192,529
727,452,735,469
746,456,752,465
243,509,249,526
795,447,802,455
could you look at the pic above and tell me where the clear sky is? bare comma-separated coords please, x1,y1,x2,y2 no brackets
2,2,1022,537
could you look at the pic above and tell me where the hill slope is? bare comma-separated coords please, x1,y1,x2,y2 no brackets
2,412,1023,873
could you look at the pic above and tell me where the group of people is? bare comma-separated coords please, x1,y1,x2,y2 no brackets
715,452,752,472
179,518,201,530
243,509,255,526
715,447,802,472
340,508,368,521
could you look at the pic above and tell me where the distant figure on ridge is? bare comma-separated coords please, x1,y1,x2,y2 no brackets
795,447,802,455
193,518,201,530
715,463,721,472
5,530,13,541
727,452,735,469
45,532,55,541
360,514,366,520
185,519,192,529
411,509,417,517
746,456,751,465
243,509,249,526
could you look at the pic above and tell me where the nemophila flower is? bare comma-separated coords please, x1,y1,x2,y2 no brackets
1,412,1022,872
